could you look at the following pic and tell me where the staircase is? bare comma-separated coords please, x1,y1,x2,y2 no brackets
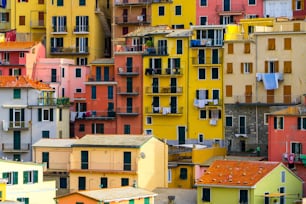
95,7,111,38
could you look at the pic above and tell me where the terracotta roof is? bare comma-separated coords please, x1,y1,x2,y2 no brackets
196,160,281,187
91,58,114,65
0,76,53,90
0,41,37,51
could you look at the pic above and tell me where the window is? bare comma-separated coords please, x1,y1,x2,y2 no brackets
168,169,172,183
244,42,250,53
198,49,205,64
226,116,233,126
291,142,302,155
268,38,275,50
77,57,87,66
38,0,44,4
42,152,49,168
19,52,25,58
23,170,38,184
57,0,63,6
76,37,88,53
81,151,88,169
274,116,284,130
52,16,66,32
91,86,96,99
158,6,165,16
176,40,182,54
123,152,131,171
297,117,306,130
51,69,57,82
78,177,86,190
228,43,233,54
76,88,82,93
212,89,219,100
296,0,302,10
198,134,204,143
122,27,128,35
79,124,85,132
202,188,210,202
227,63,233,74
60,177,67,188
108,86,113,99
145,129,152,135
19,16,25,25
100,177,108,188
17,198,29,204
265,61,279,73
124,124,130,134
179,168,187,180
75,16,89,32
211,68,218,79
239,116,246,134
38,108,54,122
2,172,18,185
175,6,181,15
79,0,85,6
209,109,221,119
284,38,291,50
241,63,253,74
200,110,207,119
249,0,255,5
75,68,82,77
281,171,285,183
0,12,9,22
146,117,152,125
13,89,21,99
121,178,129,186
198,68,206,79
13,154,21,161
59,108,62,121
264,113,269,125
42,130,49,138
200,16,207,25
200,0,207,6
239,190,248,204
92,123,104,134
226,85,232,97
284,61,292,73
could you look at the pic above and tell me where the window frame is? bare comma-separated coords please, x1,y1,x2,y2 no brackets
75,68,82,78
248,0,256,5
274,116,284,130
211,67,219,79
158,6,165,16
175,5,182,16
13,89,21,99
202,188,210,202
198,68,206,80
225,116,233,127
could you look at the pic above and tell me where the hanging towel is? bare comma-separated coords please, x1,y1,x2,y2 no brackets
162,107,171,114
262,73,278,90
199,90,206,99
70,112,77,122
198,100,206,108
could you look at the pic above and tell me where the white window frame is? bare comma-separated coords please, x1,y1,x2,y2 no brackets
175,5,182,16
298,117,306,130
76,16,88,32
211,67,219,80
24,170,35,184
275,116,284,130
244,63,251,74
200,0,207,7
4,172,16,185
264,113,269,125
200,16,207,25
76,88,82,93
239,115,247,134
268,61,276,73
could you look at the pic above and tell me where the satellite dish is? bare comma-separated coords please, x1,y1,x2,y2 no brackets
140,152,146,159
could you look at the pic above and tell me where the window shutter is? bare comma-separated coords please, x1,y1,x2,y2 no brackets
250,63,253,73
275,61,279,72
284,61,292,73
298,117,301,130
9,69,12,75
196,90,199,99
50,108,53,121
218,110,221,119
2,173,7,179
227,63,233,74
9,109,13,121
21,109,25,121
92,123,95,134
38,108,42,121
280,117,284,129
208,110,212,118
265,61,268,73
6,13,9,21
13,172,18,184
23,171,28,184
34,170,38,183
226,85,232,97
274,117,277,129
241,63,243,73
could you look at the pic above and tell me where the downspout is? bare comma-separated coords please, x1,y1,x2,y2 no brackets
255,34,258,145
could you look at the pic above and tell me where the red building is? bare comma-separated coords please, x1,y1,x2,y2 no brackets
268,95,306,194
293,0,306,19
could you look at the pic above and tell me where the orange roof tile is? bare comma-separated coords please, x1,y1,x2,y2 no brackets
196,160,281,187
0,41,37,50
0,76,53,90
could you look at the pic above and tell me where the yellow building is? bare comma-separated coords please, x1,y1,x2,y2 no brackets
0,0,11,33
0,159,56,204
151,0,196,29
46,0,112,65
10,0,46,41
0,179,7,202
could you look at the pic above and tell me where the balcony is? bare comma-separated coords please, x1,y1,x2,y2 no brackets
86,75,115,82
118,66,140,76
233,95,301,105
56,97,70,106
193,98,222,108
115,15,151,25
283,153,302,163
73,25,89,34
117,87,139,95
190,39,223,47
143,46,168,56
70,161,137,173
30,20,45,28
191,56,222,66
75,110,116,120
2,143,31,153
215,4,245,15
234,127,251,138
51,26,67,34
145,106,183,116
8,121,29,130
0,22,10,30
115,0,152,6
145,86,183,95
44,161,70,172
145,67,182,76
115,44,144,53
50,47,89,55
116,107,140,116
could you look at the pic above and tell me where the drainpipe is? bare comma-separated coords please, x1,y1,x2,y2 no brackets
255,34,258,145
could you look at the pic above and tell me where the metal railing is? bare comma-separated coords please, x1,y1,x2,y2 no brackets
70,161,136,171
234,95,301,105
145,67,183,76
145,106,183,115
115,15,151,24
117,86,140,95
117,107,140,115
115,0,152,5
145,86,183,94
50,47,89,54
2,143,31,152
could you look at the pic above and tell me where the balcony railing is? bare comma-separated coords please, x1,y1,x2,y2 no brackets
115,0,152,5
51,26,67,33
215,4,245,14
0,22,10,30
117,87,139,95
50,47,89,55
118,66,140,75
191,56,223,65
143,46,168,56
145,68,182,76
2,143,31,153
75,110,116,119
145,106,183,115
73,25,89,33
70,161,136,172
233,95,301,105
30,20,45,28
86,75,115,82
56,98,70,106
115,15,151,24
116,107,140,116
8,121,29,130
190,39,223,47
145,86,183,94
193,98,222,108
28,97,70,106
115,44,144,52
44,161,70,171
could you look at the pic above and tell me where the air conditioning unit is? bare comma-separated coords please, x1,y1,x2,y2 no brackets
137,15,143,22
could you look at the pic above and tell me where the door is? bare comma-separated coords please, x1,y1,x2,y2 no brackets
38,12,44,26
212,49,219,64
279,187,285,204
13,131,21,150
126,77,133,93
224,0,230,11
178,126,186,144
152,96,159,113
142,8,147,22
245,85,252,103
108,102,115,117
127,98,133,113
267,90,274,103
104,66,109,81
152,78,159,93
158,40,167,55
170,78,177,93
170,97,177,113
96,66,101,81
123,9,128,23
42,152,49,168
126,57,133,72
14,109,22,128
283,85,291,104
240,140,246,152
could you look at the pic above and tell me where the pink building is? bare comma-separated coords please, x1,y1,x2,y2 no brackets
268,95,306,194
0,41,45,76
196,0,264,25
34,58,89,102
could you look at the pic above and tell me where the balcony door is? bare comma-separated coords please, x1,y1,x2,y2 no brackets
13,131,21,150
77,37,88,53
224,0,230,11
127,98,133,113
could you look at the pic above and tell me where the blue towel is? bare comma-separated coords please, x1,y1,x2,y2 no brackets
262,73,278,90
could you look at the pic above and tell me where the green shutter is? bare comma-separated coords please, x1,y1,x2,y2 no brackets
2,172,8,179
50,108,54,121
13,172,18,184
21,109,25,121
280,117,284,129
33,171,38,183
274,117,277,129
23,171,28,184
144,197,150,204
9,109,13,121
298,117,301,130
38,109,42,121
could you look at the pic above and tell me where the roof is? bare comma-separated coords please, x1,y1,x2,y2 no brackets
196,160,281,188
166,29,191,38
90,58,114,65
269,105,306,116
0,41,37,51
0,76,53,90
56,187,157,202
201,155,266,166
153,188,196,204
72,134,153,148
124,26,170,37
32,138,78,148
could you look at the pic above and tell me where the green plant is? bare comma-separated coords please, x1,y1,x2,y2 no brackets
145,40,153,47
